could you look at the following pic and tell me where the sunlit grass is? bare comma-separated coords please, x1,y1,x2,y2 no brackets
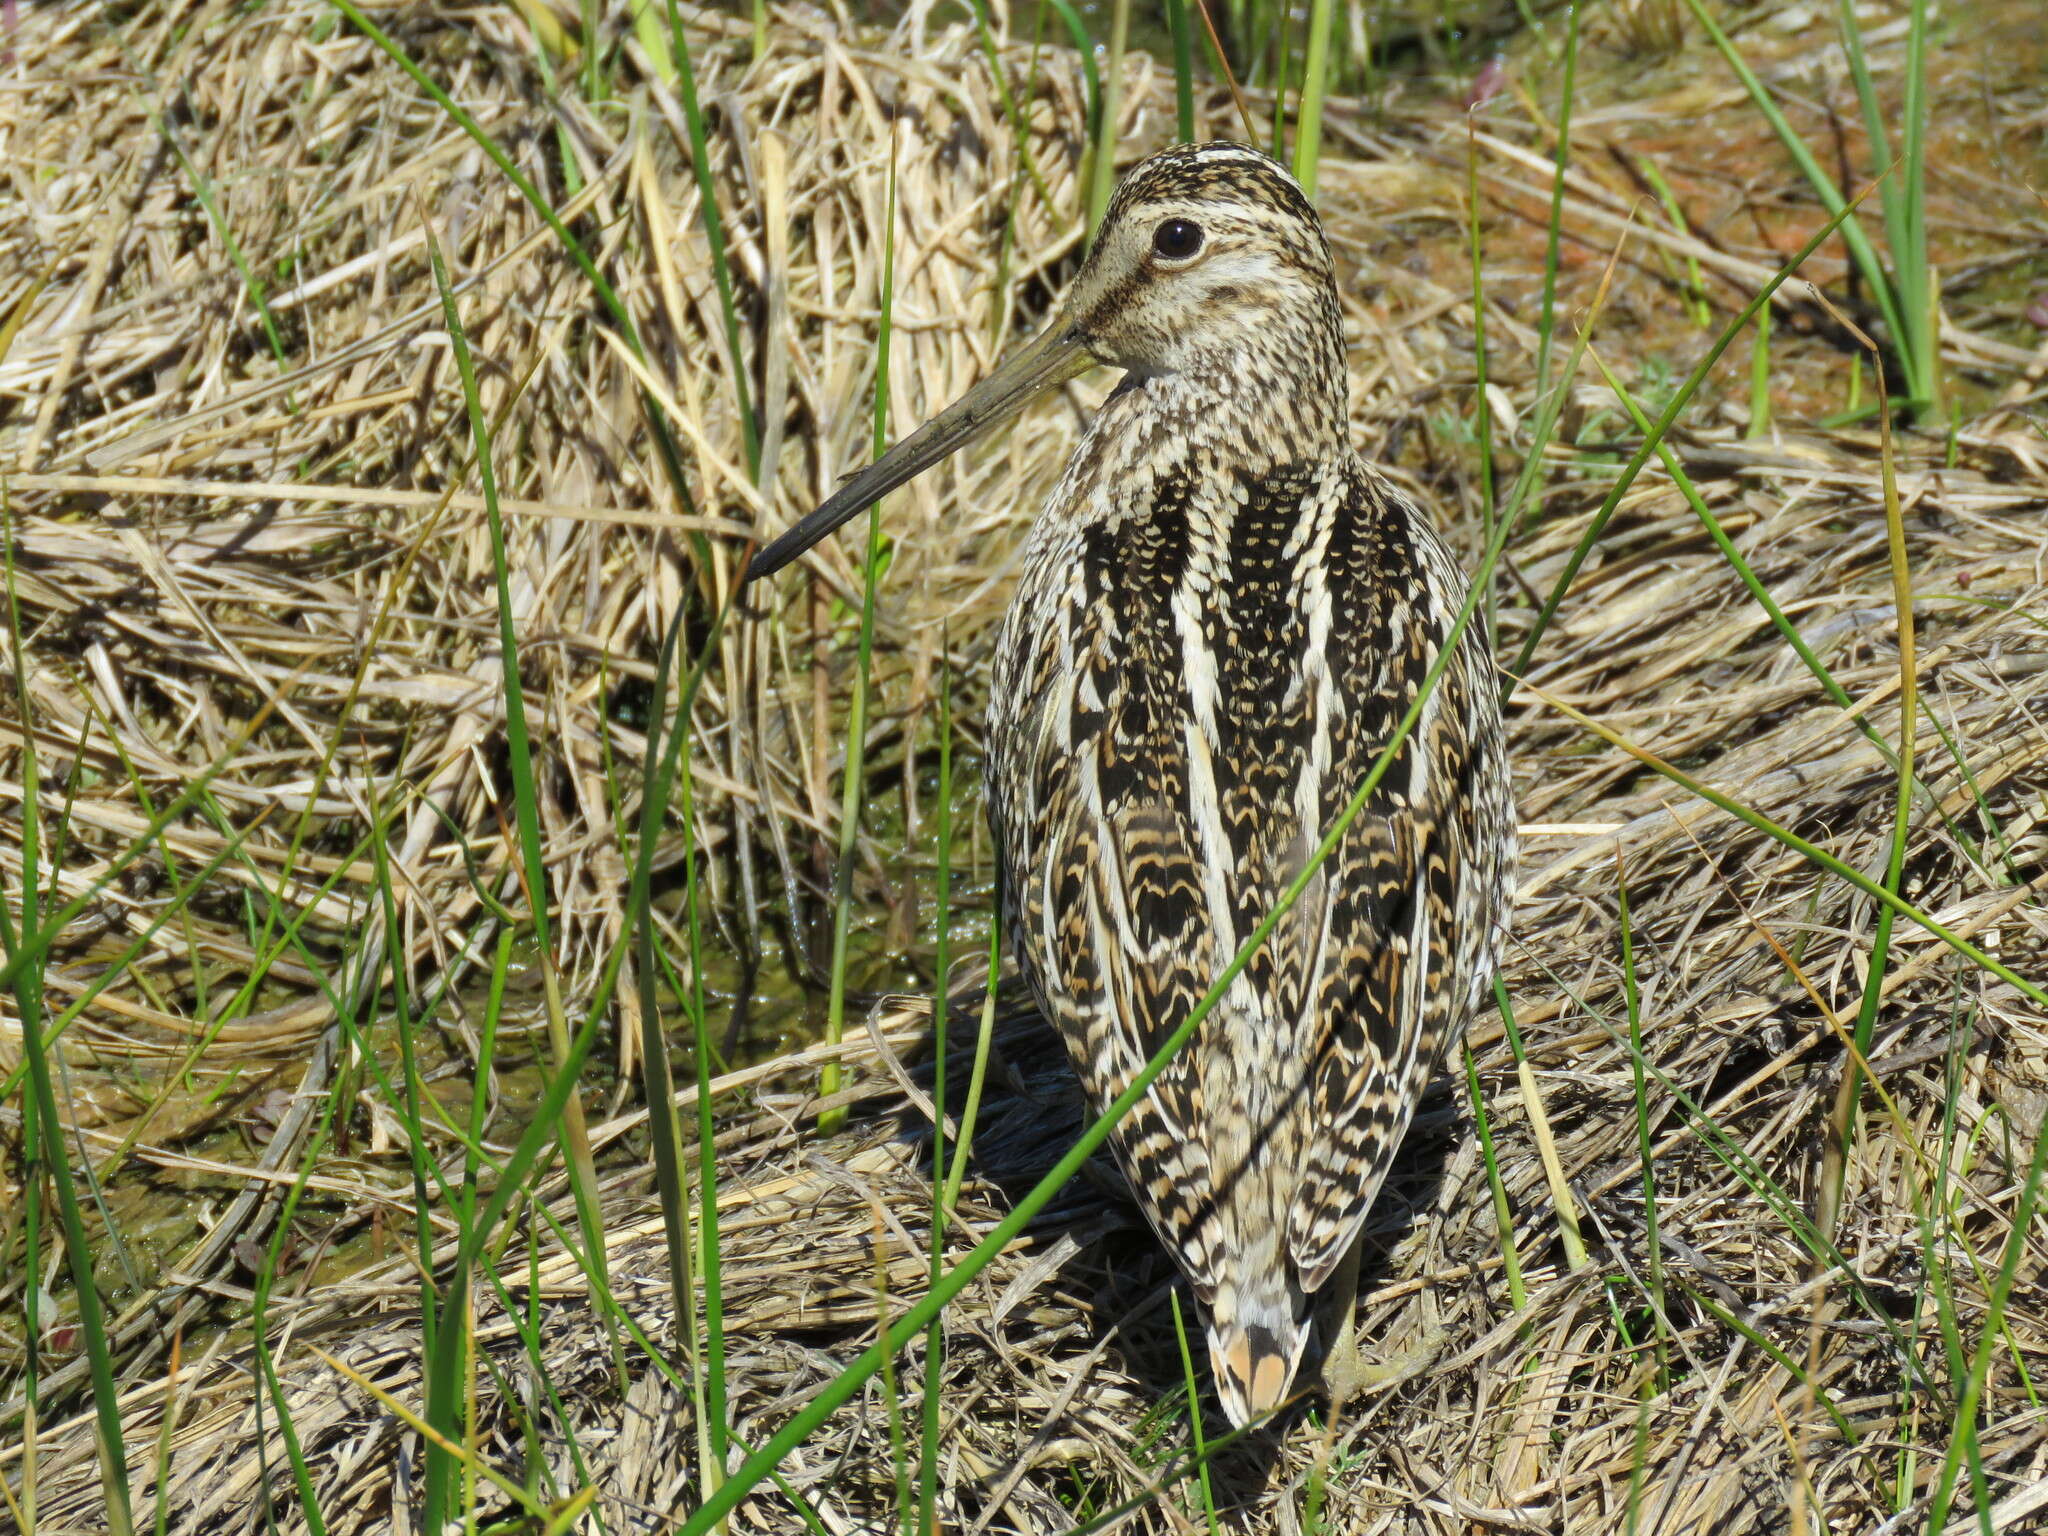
1681,0,1942,422
7,3,2043,1531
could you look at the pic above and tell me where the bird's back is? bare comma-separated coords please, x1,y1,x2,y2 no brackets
986,400,1513,1423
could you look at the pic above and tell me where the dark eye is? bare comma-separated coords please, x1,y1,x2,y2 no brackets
1151,218,1204,261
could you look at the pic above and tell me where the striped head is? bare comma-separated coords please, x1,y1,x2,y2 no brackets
746,141,1348,580
1064,142,1346,406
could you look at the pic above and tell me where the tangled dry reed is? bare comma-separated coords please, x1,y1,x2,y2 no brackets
5,0,2047,1531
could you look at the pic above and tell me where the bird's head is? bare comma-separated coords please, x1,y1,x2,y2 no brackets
1063,141,1341,381
747,142,1342,581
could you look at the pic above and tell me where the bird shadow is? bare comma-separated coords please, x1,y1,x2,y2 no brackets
885,986,1464,1515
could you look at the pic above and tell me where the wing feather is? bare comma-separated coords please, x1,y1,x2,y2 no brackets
1288,473,1511,1288
989,452,1513,1329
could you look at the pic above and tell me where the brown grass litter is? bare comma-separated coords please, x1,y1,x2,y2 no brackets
4,1,2046,1532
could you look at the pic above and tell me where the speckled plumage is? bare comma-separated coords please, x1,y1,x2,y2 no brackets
982,144,1514,1426
751,140,1515,1429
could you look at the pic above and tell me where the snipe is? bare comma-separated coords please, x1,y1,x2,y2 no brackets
749,142,1514,1428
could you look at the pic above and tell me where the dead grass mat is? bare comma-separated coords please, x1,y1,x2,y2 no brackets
5,0,2048,1532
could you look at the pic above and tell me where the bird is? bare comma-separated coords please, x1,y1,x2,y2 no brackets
748,141,1514,1428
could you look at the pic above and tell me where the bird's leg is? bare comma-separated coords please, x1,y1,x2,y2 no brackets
1316,1238,1450,1416
1317,1236,1370,1417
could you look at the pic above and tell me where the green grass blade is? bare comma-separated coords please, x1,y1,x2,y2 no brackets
1748,290,1772,436
1165,0,1197,143
1680,1286,1859,1444
1676,0,1918,407
251,1194,340,1536
2,529,133,1534
878,1242,909,1533
1465,121,1497,639
1635,155,1710,327
1819,391,1918,1245
1293,0,1336,196
1045,0,1102,152
1267,1,1292,159
242,1020,355,1536
371,826,442,1359
148,100,290,374
424,226,625,1525
1087,0,1130,232
962,0,1059,217
323,0,703,538
1896,0,1936,418
660,0,759,476
1507,187,1874,689
678,709,732,1482
1493,975,1586,1270
1531,3,1578,421
1835,0,1900,251
1837,0,1935,417
820,141,900,1131
18,1029,42,1532
1169,1292,1219,1531
1463,1043,1525,1315
415,996,614,1525
1519,691,2047,1012
630,603,715,1502
1614,849,1666,1383
940,924,1004,1218
917,644,956,1535
1579,344,1972,865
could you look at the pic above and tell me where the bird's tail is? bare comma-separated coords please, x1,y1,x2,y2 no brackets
1206,1277,1311,1429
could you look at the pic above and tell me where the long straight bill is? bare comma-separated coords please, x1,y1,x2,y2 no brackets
744,318,1094,581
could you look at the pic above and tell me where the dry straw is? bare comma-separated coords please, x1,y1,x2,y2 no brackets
4,0,2046,1532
